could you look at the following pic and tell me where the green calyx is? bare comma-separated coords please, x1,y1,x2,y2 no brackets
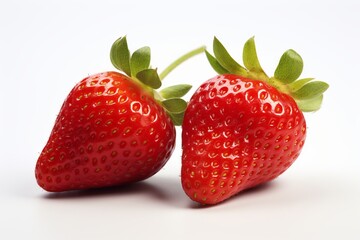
206,36,329,112
110,36,206,125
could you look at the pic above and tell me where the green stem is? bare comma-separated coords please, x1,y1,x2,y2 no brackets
159,46,206,80
267,77,291,95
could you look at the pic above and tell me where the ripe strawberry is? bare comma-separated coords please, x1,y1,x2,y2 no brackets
36,37,205,192
181,37,328,205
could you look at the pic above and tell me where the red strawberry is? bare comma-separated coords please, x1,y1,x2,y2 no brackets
181,37,328,205
36,37,205,192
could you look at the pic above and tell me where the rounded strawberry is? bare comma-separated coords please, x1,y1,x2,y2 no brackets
36,36,205,192
181,37,329,205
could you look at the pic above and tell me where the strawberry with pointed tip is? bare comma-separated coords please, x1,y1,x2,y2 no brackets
181,37,329,205
36,36,205,192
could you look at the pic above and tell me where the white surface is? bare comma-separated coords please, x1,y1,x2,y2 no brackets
1,0,360,239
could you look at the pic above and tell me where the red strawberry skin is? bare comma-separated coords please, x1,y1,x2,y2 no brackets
36,72,175,192
181,74,306,204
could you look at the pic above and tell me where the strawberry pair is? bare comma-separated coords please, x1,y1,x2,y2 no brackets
35,36,328,205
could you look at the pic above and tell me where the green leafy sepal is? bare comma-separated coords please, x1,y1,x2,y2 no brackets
206,36,329,112
110,36,206,125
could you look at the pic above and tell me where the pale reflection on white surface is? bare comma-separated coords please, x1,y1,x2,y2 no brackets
2,161,360,240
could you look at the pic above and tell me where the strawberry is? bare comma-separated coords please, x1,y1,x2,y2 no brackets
36,37,205,192
181,37,329,205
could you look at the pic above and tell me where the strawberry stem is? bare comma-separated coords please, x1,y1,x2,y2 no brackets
159,46,206,80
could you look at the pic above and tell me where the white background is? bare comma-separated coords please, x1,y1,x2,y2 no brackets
1,0,359,239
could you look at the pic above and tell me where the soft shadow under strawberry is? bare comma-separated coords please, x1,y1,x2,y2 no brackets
41,176,190,208
42,179,168,201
